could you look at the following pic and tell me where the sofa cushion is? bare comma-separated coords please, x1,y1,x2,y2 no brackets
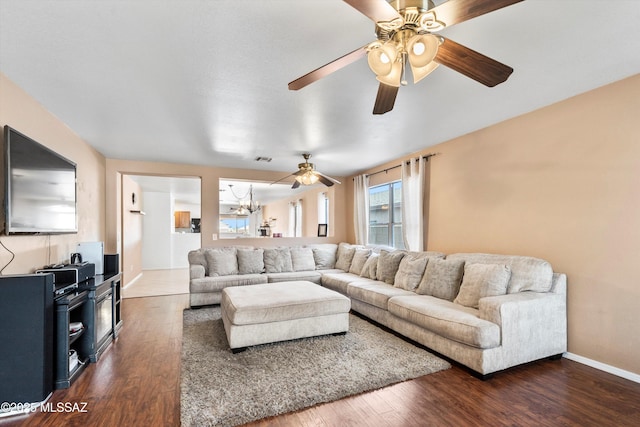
263,248,294,273
204,248,238,277
394,254,429,291
446,253,553,293
417,258,465,301
349,248,371,275
237,248,265,274
190,274,267,293
454,263,511,309
266,271,322,284
376,250,406,285
290,247,316,272
347,281,416,310
359,253,379,279
307,244,338,269
335,243,359,271
388,295,501,349
321,272,370,294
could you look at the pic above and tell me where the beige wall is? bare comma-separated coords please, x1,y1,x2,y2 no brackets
121,175,143,284
263,185,337,238
105,159,348,285
347,74,640,375
0,73,106,274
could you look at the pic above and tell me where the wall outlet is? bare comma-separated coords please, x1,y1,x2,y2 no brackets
212,233,217,240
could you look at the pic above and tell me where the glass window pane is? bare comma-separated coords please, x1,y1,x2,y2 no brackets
369,224,389,246
368,181,403,248
392,224,404,249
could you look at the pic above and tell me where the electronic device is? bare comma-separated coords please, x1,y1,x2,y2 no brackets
3,125,78,235
76,242,104,275
0,274,54,411
36,262,95,287
104,253,120,275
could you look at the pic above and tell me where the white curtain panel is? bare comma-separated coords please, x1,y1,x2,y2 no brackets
288,202,295,237
295,199,303,237
401,158,425,251
353,174,369,245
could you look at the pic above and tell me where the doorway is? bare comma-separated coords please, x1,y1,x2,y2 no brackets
120,175,201,298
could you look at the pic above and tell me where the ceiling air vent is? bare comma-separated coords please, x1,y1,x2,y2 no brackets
255,156,272,162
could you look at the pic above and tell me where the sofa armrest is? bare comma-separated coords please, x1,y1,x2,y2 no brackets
479,291,567,354
190,264,205,280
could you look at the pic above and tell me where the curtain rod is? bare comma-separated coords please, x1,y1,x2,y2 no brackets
363,153,438,179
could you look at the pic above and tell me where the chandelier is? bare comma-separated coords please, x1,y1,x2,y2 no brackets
228,184,261,215
366,4,444,87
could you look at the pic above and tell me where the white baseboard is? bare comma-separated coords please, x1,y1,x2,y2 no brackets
563,352,640,384
122,272,143,289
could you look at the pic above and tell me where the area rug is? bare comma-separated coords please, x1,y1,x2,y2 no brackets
181,306,450,427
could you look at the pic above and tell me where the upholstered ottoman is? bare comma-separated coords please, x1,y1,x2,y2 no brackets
221,280,351,352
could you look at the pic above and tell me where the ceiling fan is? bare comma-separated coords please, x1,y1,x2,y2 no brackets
273,154,342,189
288,0,523,114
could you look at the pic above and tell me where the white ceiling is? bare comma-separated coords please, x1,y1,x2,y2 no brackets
1,0,639,179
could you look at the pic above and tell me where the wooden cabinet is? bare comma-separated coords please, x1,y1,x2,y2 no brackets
174,210,191,228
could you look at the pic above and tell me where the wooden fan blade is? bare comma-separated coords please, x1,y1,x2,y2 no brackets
373,83,399,115
315,171,341,185
288,46,368,91
292,180,301,189
430,0,524,28
343,0,401,23
316,174,335,187
270,173,295,185
434,37,513,87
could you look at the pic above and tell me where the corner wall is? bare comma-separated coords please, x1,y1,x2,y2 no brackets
0,73,106,274
347,74,640,375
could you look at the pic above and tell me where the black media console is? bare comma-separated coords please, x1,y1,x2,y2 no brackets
0,253,123,407
53,272,122,388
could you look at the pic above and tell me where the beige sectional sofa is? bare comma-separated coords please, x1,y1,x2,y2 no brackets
188,244,342,306
188,243,567,377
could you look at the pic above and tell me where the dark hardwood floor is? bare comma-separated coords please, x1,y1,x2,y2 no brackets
2,294,639,426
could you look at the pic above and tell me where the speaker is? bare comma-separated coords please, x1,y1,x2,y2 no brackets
104,253,120,275
0,274,54,410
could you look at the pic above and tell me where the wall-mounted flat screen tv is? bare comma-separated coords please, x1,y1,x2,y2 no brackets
3,126,77,234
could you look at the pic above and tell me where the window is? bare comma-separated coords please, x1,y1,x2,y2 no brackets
219,215,249,235
368,181,404,249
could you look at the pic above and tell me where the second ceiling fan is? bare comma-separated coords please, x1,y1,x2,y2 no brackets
288,0,524,114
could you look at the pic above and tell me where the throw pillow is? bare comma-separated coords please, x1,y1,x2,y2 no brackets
204,248,238,277
335,243,357,271
360,253,379,279
376,250,406,285
236,249,264,275
309,245,338,270
349,248,372,275
188,250,208,276
454,263,511,309
290,247,316,272
394,254,429,291
263,248,294,273
417,258,465,301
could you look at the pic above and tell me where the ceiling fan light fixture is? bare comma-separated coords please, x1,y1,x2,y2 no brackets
376,59,403,87
410,61,439,84
295,171,320,186
367,41,398,77
407,34,439,68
